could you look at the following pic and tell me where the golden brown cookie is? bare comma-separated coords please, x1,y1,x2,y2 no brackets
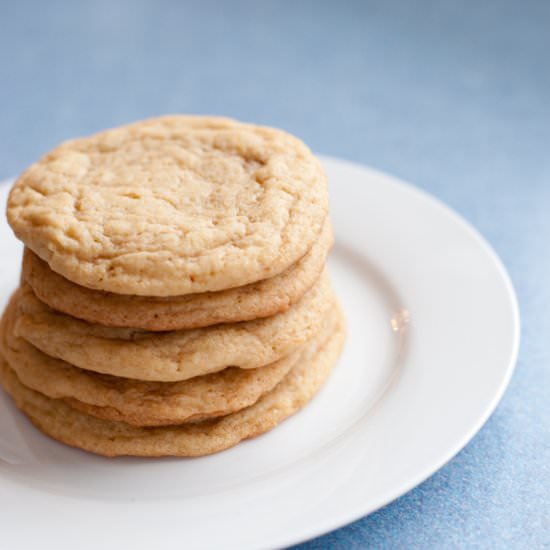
8,116,328,296
21,220,333,330
14,273,334,381
0,295,306,426
0,306,345,457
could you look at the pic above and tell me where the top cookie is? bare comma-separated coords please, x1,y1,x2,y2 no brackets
7,116,328,296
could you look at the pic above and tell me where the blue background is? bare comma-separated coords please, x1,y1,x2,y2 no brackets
1,1,549,548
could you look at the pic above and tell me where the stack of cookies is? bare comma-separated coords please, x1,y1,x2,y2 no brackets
0,116,345,457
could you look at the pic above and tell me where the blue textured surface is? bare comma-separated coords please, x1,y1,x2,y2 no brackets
1,1,549,548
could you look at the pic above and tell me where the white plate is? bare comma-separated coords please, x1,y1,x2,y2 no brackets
0,157,519,550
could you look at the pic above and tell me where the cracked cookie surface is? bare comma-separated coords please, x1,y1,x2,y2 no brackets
8,116,328,296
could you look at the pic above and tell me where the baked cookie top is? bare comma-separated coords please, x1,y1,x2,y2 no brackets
7,116,328,296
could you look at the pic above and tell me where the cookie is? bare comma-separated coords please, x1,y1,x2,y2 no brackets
0,295,307,426
14,272,333,381
0,305,345,457
8,116,328,296
0,297,328,426
21,220,333,330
